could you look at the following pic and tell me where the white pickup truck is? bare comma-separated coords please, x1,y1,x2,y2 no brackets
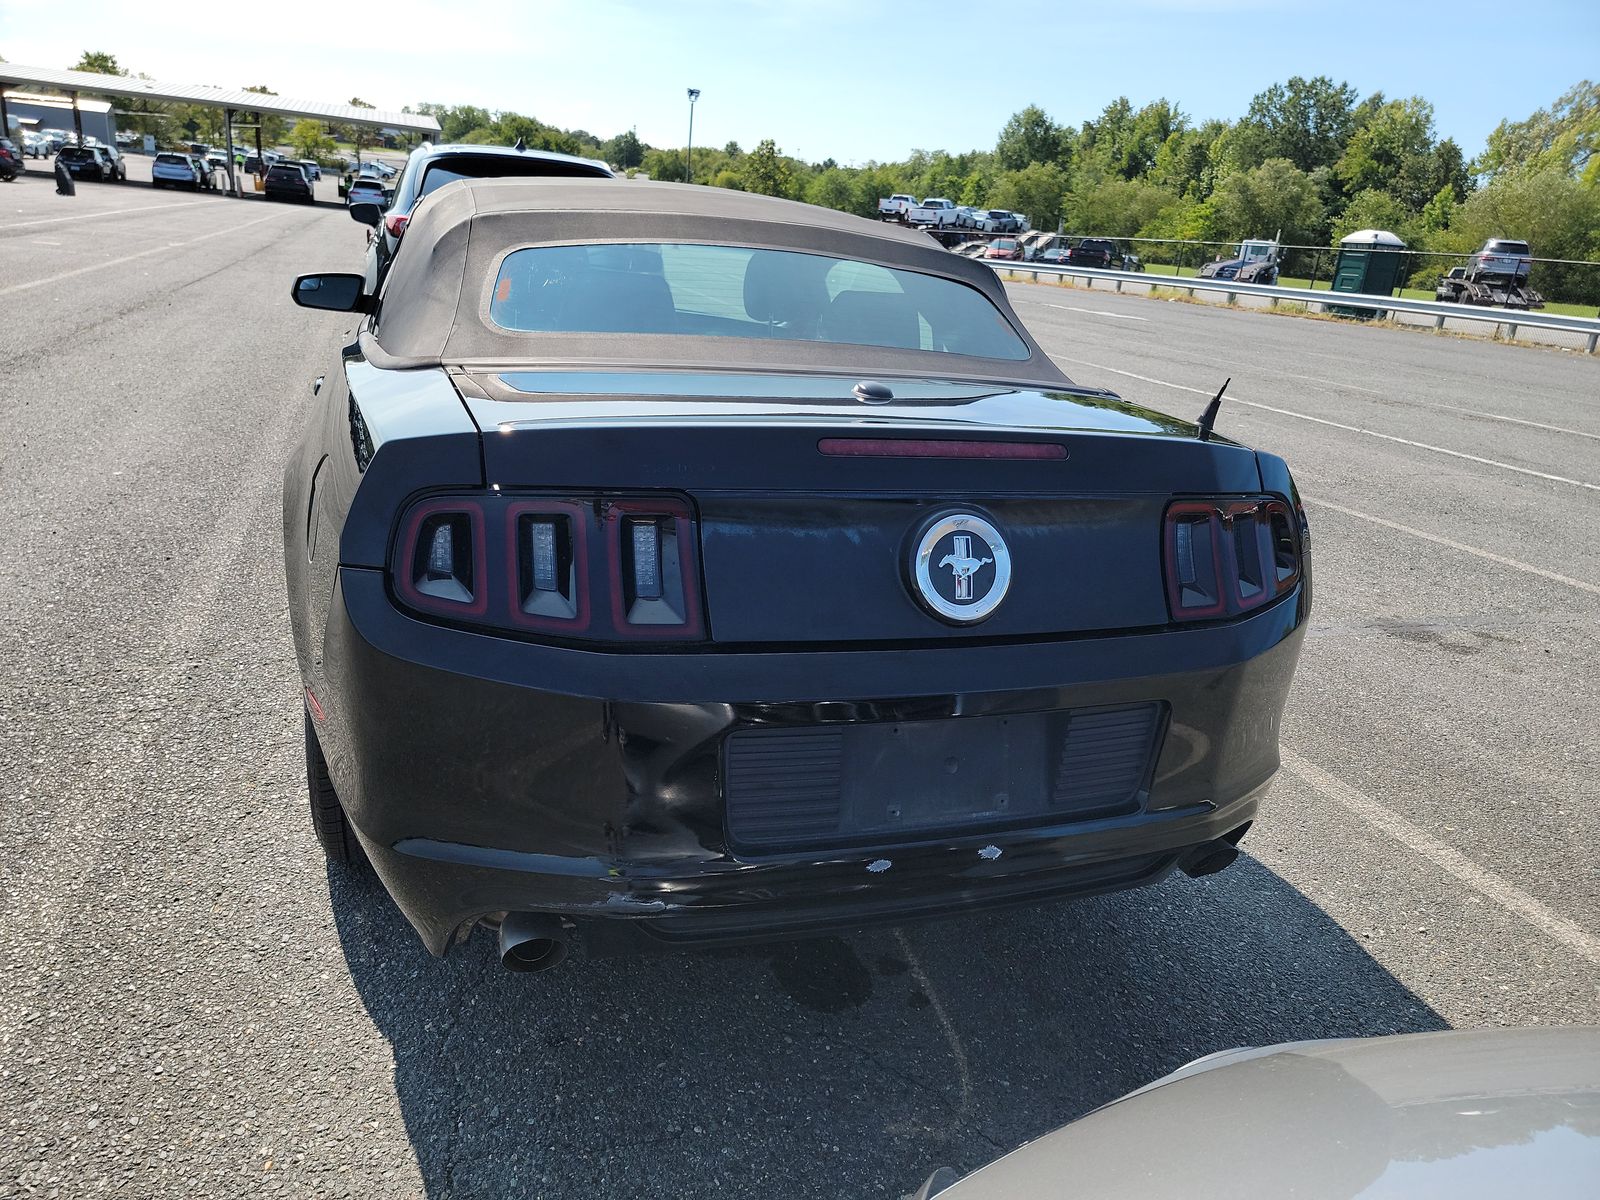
877,194,916,220
906,197,960,227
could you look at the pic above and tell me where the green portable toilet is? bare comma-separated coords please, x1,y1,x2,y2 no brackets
1328,228,1407,319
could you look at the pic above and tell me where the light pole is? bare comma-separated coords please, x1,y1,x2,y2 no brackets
685,88,700,184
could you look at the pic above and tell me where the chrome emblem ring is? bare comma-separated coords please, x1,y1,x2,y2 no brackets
912,513,1011,624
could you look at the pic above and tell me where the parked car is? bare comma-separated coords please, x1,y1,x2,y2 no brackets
0,139,21,181
283,179,1309,970
353,141,615,294
297,159,323,182
984,238,1025,261
344,177,388,208
907,197,959,227
56,145,117,182
41,129,72,152
1470,237,1533,283
1036,246,1072,266
97,143,127,181
1067,238,1117,268
972,209,1018,233
877,193,916,219
1199,238,1281,284
264,161,315,203
152,151,204,190
950,240,989,258
22,131,50,158
911,1028,1600,1200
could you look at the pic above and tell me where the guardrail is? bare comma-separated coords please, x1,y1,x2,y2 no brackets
995,262,1600,354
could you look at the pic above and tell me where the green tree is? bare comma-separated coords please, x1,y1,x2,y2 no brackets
1149,119,1230,198
1476,81,1598,183
289,118,336,161
723,140,743,158
741,138,795,197
643,147,685,181
416,103,493,142
988,162,1068,229
1203,158,1325,242
1418,185,1457,235
1233,76,1358,172
1066,179,1180,237
603,129,644,169
72,50,123,75
1331,188,1416,245
1335,97,1438,209
806,168,855,212
1119,99,1186,180
995,105,1063,171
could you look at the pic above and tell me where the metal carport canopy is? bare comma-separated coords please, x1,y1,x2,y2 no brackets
0,62,440,134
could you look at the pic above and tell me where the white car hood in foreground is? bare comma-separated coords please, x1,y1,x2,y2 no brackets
933,1027,1600,1199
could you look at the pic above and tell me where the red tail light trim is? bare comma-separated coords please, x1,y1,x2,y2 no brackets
1163,496,1301,623
384,212,409,238
602,498,704,640
392,492,705,643
503,499,591,633
395,497,489,618
1163,501,1228,620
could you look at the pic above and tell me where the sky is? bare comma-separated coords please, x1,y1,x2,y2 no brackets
2,0,1596,162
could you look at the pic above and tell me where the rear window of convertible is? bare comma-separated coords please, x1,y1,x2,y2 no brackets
487,243,1029,359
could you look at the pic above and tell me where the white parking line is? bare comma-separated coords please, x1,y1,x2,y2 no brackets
1050,353,1600,494
1031,301,1148,322
0,211,288,299
0,199,212,231
1282,751,1600,966
1303,496,1600,597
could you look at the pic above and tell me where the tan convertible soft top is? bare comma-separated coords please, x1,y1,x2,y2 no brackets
361,178,1071,389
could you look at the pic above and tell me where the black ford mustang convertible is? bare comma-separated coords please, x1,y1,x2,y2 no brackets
284,179,1309,970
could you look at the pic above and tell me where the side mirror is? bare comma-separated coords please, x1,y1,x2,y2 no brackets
291,273,370,313
349,202,383,228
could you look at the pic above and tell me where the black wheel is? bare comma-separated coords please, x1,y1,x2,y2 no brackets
305,711,365,866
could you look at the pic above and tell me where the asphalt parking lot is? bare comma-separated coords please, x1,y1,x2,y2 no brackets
1,174,1596,1198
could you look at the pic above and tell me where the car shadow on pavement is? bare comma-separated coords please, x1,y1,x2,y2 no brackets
330,855,1445,1199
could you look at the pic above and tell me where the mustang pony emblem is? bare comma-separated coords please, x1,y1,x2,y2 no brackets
911,514,1012,624
939,535,993,601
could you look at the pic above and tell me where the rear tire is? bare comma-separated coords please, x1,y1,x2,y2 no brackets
305,710,365,867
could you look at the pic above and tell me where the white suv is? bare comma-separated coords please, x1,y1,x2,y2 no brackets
1472,239,1532,282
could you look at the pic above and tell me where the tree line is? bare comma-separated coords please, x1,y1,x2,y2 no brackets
45,52,1600,300
419,78,1600,300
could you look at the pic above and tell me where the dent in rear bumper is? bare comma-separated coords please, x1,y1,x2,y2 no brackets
318,567,1305,955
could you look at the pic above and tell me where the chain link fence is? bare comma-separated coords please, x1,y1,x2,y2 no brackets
1059,236,1600,311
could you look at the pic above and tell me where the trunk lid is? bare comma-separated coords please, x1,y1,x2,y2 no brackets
453,371,1263,644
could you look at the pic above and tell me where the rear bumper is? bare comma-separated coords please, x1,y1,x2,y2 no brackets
314,568,1307,955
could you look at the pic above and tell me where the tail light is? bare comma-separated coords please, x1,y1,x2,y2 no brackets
396,498,487,617
393,493,703,641
1164,497,1301,622
383,212,410,238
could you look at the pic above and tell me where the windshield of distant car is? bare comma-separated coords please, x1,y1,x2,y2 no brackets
59,148,92,161
155,153,189,165
488,242,1029,359
1487,241,1530,255
417,155,609,202
268,165,304,181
